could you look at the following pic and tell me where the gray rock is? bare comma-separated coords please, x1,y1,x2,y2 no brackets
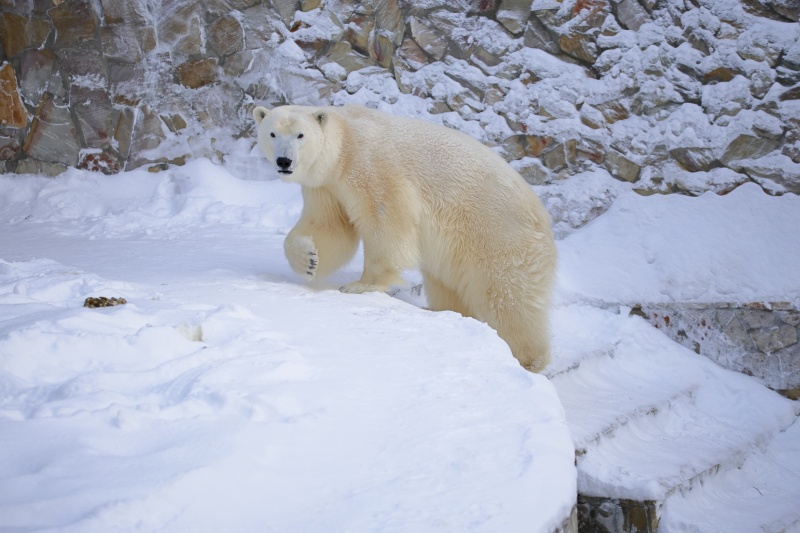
615,0,651,31
128,104,167,168
273,0,300,24
208,13,245,58
719,134,780,169
15,158,68,176
767,0,800,21
410,17,446,61
19,49,56,106
752,325,797,354
100,25,142,64
22,93,81,167
71,85,115,148
99,0,151,26
395,38,429,71
374,0,404,46
497,0,533,35
523,15,560,54
605,150,641,182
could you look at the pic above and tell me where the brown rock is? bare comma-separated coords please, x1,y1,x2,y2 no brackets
369,32,395,68
48,0,98,48
605,150,641,182
542,140,577,171
560,32,598,64
208,14,245,57
78,149,121,174
703,67,738,84
0,12,52,58
502,134,554,159
595,100,629,123
779,86,800,101
670,147,717,172
324,41,377,76
176,58,218,89
0,63,29,128
301,0,322,10
345,15,374,55
396,39,429,71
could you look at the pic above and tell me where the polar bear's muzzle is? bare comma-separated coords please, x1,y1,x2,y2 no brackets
276,157,294,175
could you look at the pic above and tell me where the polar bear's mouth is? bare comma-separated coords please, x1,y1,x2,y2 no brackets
278,170,293,175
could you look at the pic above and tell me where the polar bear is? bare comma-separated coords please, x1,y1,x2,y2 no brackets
253,104,557,372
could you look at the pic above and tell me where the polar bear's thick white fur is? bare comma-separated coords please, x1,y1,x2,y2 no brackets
253,104,557,372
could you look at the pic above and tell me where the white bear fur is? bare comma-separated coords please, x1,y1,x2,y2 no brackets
253,104,557,372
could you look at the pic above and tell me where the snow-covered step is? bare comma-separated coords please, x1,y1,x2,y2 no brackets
550,305,799,532
577,380,794,502
550,351,698,455
660,415,800,533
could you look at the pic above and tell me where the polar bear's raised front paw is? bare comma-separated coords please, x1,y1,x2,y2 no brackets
285,235,318,280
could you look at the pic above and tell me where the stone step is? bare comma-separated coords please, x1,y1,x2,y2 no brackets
577,380,793,503
550,349,699,454
660,414,800,533
549,305,799,532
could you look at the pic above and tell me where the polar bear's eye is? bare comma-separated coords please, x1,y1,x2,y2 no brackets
297,133,304,139
270,132,275,138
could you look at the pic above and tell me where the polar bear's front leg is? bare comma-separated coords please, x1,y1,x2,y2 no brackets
284,234,319,280
339,235,411,294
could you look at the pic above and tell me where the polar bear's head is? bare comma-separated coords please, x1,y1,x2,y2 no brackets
253,105,329,186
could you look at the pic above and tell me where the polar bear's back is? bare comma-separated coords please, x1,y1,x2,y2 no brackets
334,105,535,205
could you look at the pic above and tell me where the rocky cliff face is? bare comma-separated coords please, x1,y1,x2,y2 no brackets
1,0,798,206
1,0,799,392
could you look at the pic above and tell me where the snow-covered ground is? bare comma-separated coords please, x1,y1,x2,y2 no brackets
0,158,575,532
1,152,798,531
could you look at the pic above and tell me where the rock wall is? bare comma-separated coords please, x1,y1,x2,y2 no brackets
1,0,799,200
633,302,800,396
1,0,799,391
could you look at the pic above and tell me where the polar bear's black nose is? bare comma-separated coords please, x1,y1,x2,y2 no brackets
276,157,293,172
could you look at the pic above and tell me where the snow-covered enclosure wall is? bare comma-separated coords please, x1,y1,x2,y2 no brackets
0,0,799,196
1,0,799,390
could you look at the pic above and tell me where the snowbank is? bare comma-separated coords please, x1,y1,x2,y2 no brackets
0,161,575,532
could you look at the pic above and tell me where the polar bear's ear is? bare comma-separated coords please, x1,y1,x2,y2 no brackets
253,106,270,125
315,112,326,126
